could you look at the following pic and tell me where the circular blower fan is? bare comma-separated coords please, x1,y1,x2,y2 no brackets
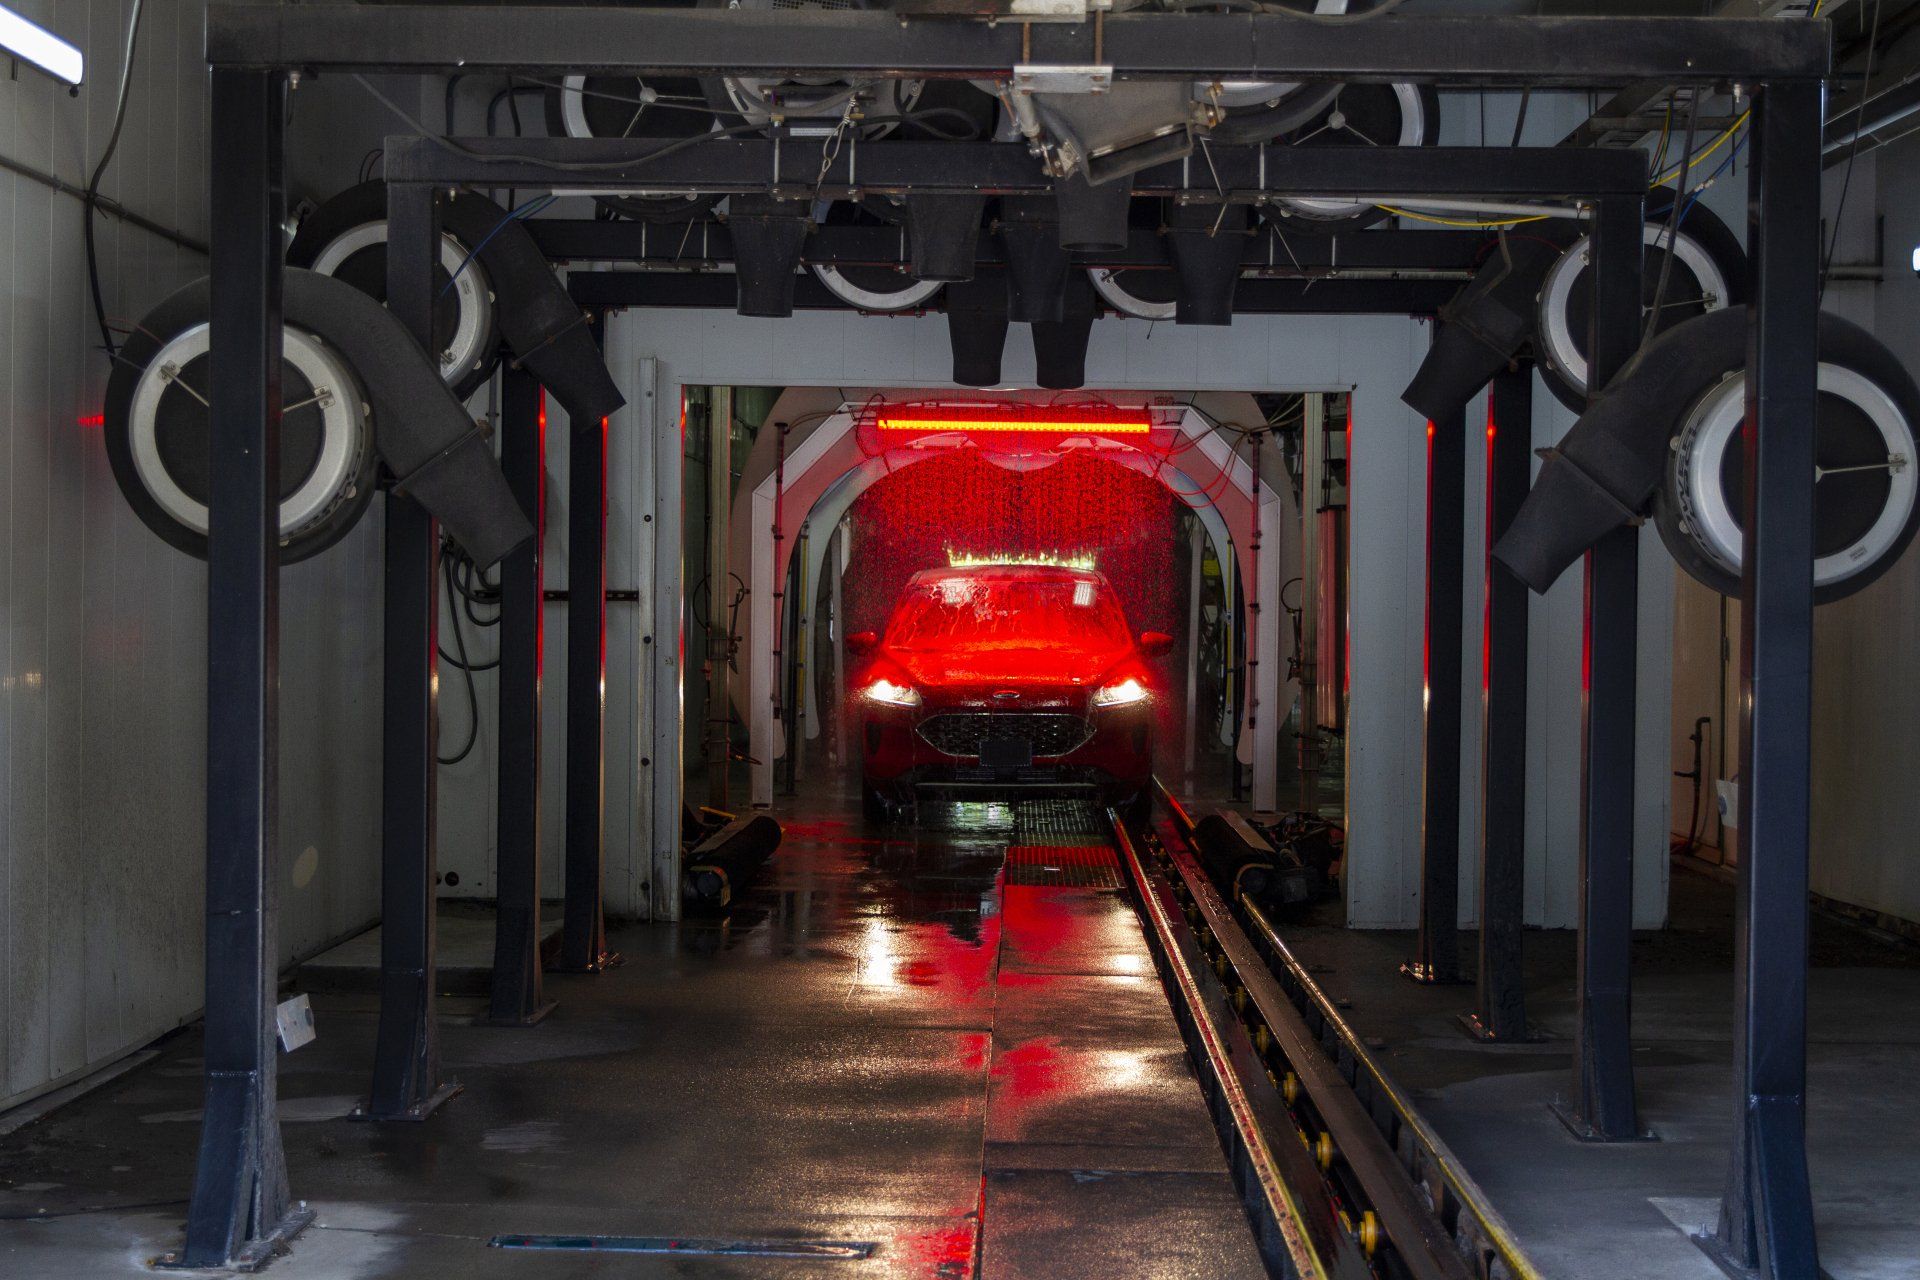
810,199,944,312
1535,191,1747,412
1264,84,1439,236
699,0,923,139
545,71,725,223
106,290,378,564
1650,307,1920,603
287,181,500,399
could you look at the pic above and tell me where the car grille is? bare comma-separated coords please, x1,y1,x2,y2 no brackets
916,712,1094,759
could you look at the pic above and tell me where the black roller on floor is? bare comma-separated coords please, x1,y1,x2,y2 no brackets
1194,810,1315,909
683,814,783,909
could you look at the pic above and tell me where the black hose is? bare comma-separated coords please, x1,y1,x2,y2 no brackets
438,550,486,764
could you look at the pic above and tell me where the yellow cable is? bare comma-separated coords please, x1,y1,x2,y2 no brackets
1375,204,1549,228
1651,110,1752,189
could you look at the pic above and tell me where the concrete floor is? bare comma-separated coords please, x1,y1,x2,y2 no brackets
1282,866,1920,1280
0,799,1264,1278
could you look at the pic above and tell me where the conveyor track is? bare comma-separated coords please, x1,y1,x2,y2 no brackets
1105,785,1544,1280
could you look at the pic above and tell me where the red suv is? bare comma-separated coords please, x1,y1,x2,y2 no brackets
851,564,1167,820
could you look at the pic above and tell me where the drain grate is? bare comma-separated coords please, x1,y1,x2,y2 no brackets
1014,798,1106,840
491,1235,876,1260
1006,844,1123,888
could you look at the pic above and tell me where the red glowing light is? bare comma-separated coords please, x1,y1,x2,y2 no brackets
76,414,104,428
875,403,1153,435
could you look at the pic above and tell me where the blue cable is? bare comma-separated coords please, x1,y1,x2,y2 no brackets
438,194,557,298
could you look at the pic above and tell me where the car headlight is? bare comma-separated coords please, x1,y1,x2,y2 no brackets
862,678,921,708
1092,677,1149,708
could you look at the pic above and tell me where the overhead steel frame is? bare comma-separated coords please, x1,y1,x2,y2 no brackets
193,9,1828,1273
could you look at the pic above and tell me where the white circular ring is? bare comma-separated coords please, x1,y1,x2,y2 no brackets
311,221,493,384
811,264,943,312
1540,222,1727,397
1675,362,1918,590
1089,268,1177,321
128,323,370,540
1280,84,1425,221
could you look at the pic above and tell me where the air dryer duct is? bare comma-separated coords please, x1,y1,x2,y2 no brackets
1031,270,1098,390
906,193,987,282
683,814,783,909
1055,174,1132,252
1495,306,1920,603
105,273,534,568
998,196,1070,323
1401,234,1568,424
728,193,813,318
1166,201,1249,326
944,271,1010,387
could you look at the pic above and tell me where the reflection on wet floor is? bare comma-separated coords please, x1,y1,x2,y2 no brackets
0,796,1265,1280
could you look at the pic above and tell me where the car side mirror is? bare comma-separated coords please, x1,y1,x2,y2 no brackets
846,630,879,655
1138,631,1173,657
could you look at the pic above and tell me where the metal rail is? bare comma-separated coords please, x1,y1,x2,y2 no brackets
1118,787,1545,1280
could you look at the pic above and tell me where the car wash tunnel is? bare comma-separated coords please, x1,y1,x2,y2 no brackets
10,4,1920,1279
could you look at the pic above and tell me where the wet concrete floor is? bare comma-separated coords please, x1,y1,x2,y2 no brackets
0,799,1265,1278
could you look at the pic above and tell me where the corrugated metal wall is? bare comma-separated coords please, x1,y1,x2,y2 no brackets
0,0,385,1112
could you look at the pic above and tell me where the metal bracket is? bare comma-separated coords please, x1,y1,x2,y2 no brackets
1012,63,1112,95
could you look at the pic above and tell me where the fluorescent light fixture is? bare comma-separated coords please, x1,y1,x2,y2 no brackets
0,3,84,86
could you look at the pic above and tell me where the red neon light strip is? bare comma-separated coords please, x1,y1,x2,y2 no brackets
875,406,1153,435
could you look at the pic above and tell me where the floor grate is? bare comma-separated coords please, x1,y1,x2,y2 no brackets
1005,844,1123,888
1013,798,1107,841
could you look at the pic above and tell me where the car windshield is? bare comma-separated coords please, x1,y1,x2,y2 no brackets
882,573,1132,654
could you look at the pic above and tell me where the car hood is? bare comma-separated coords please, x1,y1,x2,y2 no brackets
877,644,1133,707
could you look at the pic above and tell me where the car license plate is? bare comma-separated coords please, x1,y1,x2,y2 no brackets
979,736,1033,770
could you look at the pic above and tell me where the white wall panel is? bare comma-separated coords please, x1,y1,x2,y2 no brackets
0,0,385,1112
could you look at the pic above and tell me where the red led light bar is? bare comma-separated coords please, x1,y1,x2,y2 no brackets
874,404,1153,435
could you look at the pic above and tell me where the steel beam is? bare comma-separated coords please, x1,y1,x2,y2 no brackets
365,183,459,1121
560,319,613,972
206,7,1828,85
383,136,1650,199
567,270,1459,316
1404,405,1467,986
1465,365,1534,1043
1704,79,1823,1280
488,367,554,1025
1559,193,1647,1144
175,68,314,1271
526,219,1489,271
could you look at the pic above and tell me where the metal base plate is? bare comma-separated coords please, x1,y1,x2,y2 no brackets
1548,1098,1658,1143
349,1080,464,1123
1455,1011,1548,1043
154,1203,316,1271
1692,1229,1835,1280
1398,961,1468,985
551,950,624,974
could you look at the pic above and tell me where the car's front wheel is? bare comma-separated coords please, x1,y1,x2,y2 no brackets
862,782,896,825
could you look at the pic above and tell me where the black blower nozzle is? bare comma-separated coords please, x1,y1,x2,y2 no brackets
998,196,1070,323
1401,236,1567,424
945,271,1011,387
1167,201,1249,326
1055,173,1132,252
727,193,813,318
441,190,626,426
1493,305,1749,594
906,193,987,282
1031,270,1099,390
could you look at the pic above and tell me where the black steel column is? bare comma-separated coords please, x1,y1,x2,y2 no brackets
365,182,459,1120
489,368,554,1024
1706,80,1822,1280
1466,365,1535,1041
1560,193,1647,1142
1404,405,1467,985
560,319,611,971
176,69,313,1269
